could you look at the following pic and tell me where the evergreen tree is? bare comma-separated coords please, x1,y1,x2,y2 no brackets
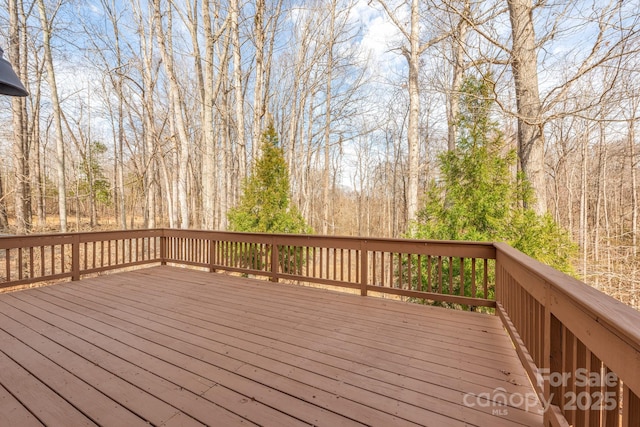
411,73,575,274
228,122,311,235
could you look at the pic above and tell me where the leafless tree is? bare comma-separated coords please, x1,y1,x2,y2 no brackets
375,0,448,224
36,0,67,232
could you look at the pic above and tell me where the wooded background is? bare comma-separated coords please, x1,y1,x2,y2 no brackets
0,0,639,308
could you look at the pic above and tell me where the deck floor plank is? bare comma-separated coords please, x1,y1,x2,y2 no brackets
0,303,201,427
0,382,44,427
45,268,540,426
52,272,540,425
73,270,533,390
121,269,519,356
3,294,304,427
68,271,529,381
13,287,366,427
0,266,543,426
0,336,98,427
19,288,423,427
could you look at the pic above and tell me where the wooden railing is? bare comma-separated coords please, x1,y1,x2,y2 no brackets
1,229,638,426
495,243,640,427
0,229,162,287
161,229,496,308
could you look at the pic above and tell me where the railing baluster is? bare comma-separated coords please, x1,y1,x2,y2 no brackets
50,246,55,275
604,367,620,426
359,241,367,296
447,256,453,294
389,252,393,287
459,257,464,296
437,256,443,294
61,245,65,273
407,253,412,291
40,246,45,277
427,255,433,292
587,351,602,427
471,258,476,298
623,384,640,427
483,258,488,298
17,248,23,281
416,254,422,292
29,247,34,279
397,252,402,290
325,247,330,279
3,249,8,282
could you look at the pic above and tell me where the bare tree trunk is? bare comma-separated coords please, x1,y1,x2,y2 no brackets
602,139,611,274
213,36,232,230
322,0,337,235
196,0,227,229
594,122,605,266
88,143,97,228
153,0,191,228
117,88,126,229
131,0,158,229
377,0,446,224
0,171,8,230
37,0,67,232
507,0,547,214
405,0,421,224
251,0,266,160
142,32,157,228
579,127,588,280
261,0,282,137
201,0,215,229
230,0,246,180
170,146,180,227
9,0,31,234
31,74,46,229
447,0,469,152
219,102,231,230
159,150,175,228
629,115,637,257
98,0,128,229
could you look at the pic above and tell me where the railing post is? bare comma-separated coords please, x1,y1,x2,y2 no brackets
72,234,80,281
545,308,562,426
160,232,167,265
209,238,216,273
360,240,368,296
270,238,279,282
493,245,502,315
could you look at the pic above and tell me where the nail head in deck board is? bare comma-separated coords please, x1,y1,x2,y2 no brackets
0,382,45,427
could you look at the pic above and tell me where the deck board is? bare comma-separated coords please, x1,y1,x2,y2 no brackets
0,266,543,426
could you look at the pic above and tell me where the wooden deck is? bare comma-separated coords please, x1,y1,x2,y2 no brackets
0,265,543,426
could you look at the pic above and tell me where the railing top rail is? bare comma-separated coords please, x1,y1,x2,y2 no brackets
160,228,497,259
0,229,164,249
0,233,76,249
160,228,496,248
0,228,495,247
494,241,640,352
0,228,162,240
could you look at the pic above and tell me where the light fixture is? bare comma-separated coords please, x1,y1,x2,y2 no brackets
0,46,28,97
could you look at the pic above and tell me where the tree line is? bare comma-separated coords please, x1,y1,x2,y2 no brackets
0,0,639,308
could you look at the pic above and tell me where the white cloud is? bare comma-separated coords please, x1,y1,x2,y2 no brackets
350,0,406,80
